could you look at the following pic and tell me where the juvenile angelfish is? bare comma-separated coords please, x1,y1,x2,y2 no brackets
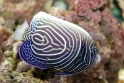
14,11,101,76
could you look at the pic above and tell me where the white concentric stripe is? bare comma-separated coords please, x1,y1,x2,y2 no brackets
31,22,74,54
31,44,73,66
73,44,93,73
32,11,92,48
32,31,49,46
88,40,93,63
38,24,82,70
40,19,77,60
73,41,94,73
45,29,71,48
30,37,70,63
69,40,89,72
31,33,49,45
23,48,69,68
64,57,83,72
37,50,69,68
41,18,78,52
33,17,79,53
33,25,65,46
23,29,31,40
23,33,31,40
84,40,93,67
31,27,67,56
89,41,96,65
81,40,88,62
42,18,78,39
34,36,44,43
43,28,65,46
30,33,76,68
37,25,64,46
81,30,93,46
30,19,44,32
29,16,81,69
33,11,91,39
31,12,93,70
41,19,76,48
83,40,92,67
35,18,80,65
33,45,63,52
72,62,88,73
31,45,72,65
35,19,73,47
33,17,81,69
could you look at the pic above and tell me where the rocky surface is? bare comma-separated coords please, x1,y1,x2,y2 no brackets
0,0,124,83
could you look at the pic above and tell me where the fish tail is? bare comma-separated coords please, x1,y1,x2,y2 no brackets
14,20,29,40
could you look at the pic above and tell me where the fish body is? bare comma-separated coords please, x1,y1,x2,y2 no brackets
14,12,101,76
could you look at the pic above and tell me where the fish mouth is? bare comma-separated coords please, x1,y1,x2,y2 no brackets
95,54,101,64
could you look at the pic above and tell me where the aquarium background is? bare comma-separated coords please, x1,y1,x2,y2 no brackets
0,0,124,83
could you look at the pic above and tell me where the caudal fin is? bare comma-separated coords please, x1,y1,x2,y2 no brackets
14,21,29,40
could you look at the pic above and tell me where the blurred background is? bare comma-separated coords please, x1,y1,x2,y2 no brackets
109,0,124,27
0,0,123,29
0,0,124,83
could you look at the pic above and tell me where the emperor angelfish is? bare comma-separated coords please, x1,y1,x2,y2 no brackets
14,11,101,76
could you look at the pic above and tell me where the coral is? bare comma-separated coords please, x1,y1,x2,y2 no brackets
0,0,124,83
74,0,107,17
0,24,13,64
1,0,46,30
48,0,124,83
0,47,3,64
16,61,31,73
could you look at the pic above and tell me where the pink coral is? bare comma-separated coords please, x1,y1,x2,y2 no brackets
76,0,90,16
89,0,106,9
91,10,101,23
1,0,124,83
64,0,124,83
75,0,106,17
101,8,118,27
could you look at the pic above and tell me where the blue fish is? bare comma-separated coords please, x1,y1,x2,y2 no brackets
14,11,101,76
